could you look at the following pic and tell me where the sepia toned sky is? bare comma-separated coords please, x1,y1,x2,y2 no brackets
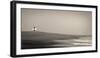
21,8,92,35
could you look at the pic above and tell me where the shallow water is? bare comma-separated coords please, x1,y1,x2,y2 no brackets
21,31,92,49
52,37,92,47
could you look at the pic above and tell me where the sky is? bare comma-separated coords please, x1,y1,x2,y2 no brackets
21,8,92,35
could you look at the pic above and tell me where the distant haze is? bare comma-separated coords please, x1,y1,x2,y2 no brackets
21,8,92,35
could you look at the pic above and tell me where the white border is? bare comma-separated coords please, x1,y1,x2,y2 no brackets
16,4,96,55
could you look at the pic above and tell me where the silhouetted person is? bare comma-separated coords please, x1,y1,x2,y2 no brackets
32,25,37,32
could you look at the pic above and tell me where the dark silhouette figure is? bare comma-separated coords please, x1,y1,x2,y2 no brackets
32,25,37,32
33,27,36,31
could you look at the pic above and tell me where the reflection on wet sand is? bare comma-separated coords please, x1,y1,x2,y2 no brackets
21,31,92,49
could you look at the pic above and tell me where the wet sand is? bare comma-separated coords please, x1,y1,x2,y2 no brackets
21,31,92,49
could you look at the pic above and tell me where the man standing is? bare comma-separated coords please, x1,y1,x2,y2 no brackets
32,25,37,31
